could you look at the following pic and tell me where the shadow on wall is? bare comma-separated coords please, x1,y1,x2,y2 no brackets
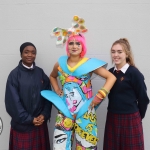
0,117,3,135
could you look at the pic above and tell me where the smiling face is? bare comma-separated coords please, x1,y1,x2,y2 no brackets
68,39,82,57
66,34,86,57
111,44,127,69
21,45,36,67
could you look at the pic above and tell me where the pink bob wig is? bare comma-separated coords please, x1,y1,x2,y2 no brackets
66,34,87,57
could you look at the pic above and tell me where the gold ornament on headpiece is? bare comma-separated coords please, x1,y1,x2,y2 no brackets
51,15,88,45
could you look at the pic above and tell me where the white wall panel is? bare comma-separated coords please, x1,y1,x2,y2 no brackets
0,1,150,149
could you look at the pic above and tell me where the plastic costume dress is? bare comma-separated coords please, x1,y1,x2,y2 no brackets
41,55,107,150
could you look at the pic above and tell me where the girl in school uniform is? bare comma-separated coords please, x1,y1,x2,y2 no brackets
5,42,52,150
103,38,149,150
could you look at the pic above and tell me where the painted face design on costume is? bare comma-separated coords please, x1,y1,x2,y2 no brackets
65,88,85,114
53,129,67,150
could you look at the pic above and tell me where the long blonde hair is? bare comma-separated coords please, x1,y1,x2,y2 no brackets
111,38,135,67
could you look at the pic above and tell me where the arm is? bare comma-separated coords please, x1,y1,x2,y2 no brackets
131,70,149,119
91,67,116,106
50,62,63,96
5,73,34,125
93,67,116,92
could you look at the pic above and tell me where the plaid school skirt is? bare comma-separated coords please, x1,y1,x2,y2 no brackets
9,122,50,150
103,111,144,150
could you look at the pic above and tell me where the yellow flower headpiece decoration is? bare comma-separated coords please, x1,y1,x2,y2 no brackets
51,15,88,45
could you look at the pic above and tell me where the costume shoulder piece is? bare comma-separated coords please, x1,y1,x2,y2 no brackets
58,56,107,77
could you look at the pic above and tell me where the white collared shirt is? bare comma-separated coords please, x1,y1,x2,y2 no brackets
113,63,129,74
22,63,33,69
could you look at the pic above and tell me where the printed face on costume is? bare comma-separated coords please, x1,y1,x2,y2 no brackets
111,44,127,69
68,39,82,56
21,46,36,67
65,88,85,114
53,129,67,150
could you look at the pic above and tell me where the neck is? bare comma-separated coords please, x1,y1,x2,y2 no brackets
67,55,83,68
116,63,126,70
22,62,33,67
68,55,82,63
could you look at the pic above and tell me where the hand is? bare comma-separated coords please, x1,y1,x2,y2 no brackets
37,114,44,123
33,115,45,126
56,89,63,97
89,94,103,109
33,118,39,126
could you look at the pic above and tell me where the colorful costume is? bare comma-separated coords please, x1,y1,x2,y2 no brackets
41,56,107,150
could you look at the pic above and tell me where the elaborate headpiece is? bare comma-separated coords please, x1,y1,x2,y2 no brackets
51,15,88,45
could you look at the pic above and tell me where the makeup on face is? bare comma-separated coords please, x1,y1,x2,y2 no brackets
69,41,81,46
68,40,83,57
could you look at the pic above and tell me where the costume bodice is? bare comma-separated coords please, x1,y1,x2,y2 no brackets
57,55,107,115
41,55,107,119
58,65,93,115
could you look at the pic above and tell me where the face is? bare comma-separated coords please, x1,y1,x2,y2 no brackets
65,88,85,114
21,46,36,67
53,129,67,150
68,39,82,56
111,44,127,69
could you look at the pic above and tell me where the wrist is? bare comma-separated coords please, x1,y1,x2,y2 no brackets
93,94,103,105
97,87,109,99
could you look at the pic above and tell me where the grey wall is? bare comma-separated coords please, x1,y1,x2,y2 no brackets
0,0,150,150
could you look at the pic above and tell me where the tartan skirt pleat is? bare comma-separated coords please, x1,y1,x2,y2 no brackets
103,111,144,150
9,122,50,150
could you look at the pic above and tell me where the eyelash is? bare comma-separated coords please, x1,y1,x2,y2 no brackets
24,51,36,54
69,42,81,45
111,51,122,54
56,138,67,144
